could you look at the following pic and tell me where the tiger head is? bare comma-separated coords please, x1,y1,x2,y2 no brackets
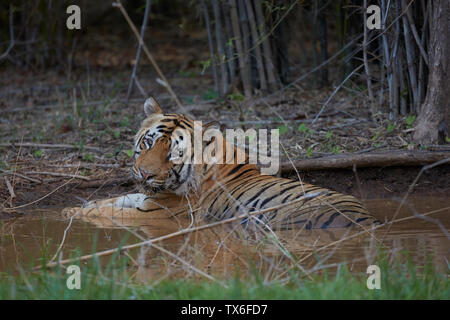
132,97,217,196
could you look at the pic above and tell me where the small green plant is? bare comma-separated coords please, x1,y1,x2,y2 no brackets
0,160,10,170
371,130,381,142
203,88,219,100
406,115,416,128
113,130,120,139
325,131,332,139
124,149,134,158
200,59,211,74
77,140,85,152
278,125,289,135
227,93,244,102
297,123,312,135
83,153,94,162
179,70,196,78
445,136,450,143
33,149,43,158
114,144,124,156
330,145,341,154
120,117,131,128
386,123,395,133
184,96,194,104
306,146,313,158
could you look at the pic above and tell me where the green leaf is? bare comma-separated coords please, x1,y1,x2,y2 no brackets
332,145,341,154
297,123,312,135
120,117,130,127
83,153,94,162
406,115,416,128
297,123,308,132
371,131,381,142
227,93,244,102
124,149,134,158
278,125,289,135
306,146,313,158
200,59,211,74
386,123,395,133
202,88,219,100
34,149,43,158
325,131,332,139
113,130,120,139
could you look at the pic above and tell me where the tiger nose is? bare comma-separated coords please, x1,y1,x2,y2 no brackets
139,169,155,180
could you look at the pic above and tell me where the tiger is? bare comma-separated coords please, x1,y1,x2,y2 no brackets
63,97,381,231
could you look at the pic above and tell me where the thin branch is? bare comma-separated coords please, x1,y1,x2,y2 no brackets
112,0,184,110
0,142,101,153
25,171,90,181
312,64,364,123
0,169,42,184
125,0,151,104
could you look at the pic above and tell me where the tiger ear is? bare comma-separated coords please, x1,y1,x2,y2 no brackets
144,97,163,116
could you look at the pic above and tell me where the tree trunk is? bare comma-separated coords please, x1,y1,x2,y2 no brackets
413,0,450,145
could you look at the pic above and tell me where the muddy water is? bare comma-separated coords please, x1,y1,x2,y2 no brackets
0,196,448,280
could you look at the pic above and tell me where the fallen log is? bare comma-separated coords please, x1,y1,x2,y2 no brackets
71,151,450,188
75,176,133,189
280,150,450,172
0,142,102,152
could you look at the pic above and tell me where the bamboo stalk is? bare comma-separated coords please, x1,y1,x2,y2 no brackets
253,0,277,91
222,1,236,86
311,0,319,87
201,0,219,95
319,0,328,86
363,0,375,111
237,0,252,86
397,48,407,115
403,0,428,66
245,0,267,92
212,0,229,95
230,0,252,97
392,1,402,118
401,0,419,113
417,0,430,106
